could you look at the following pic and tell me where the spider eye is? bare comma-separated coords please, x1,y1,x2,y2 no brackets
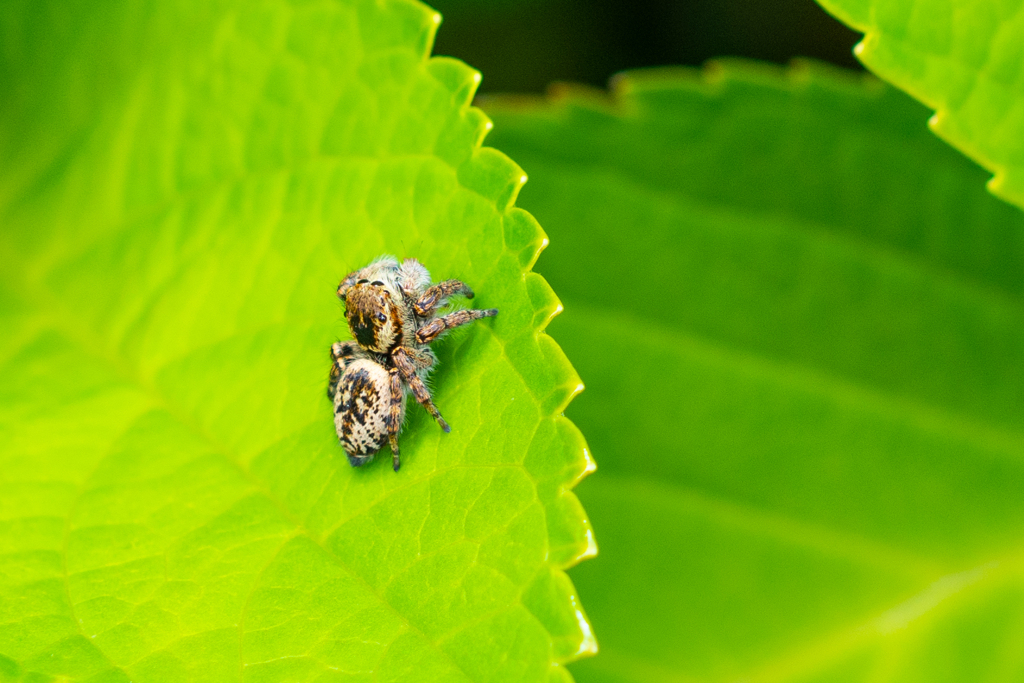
371,280,385,286
357,278,369,284
376,312,387,323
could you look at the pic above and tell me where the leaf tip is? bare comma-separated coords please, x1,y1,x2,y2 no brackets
456,147,528,212
503,208,549,270
578,520,598,561
426,57,483,111
581,445,597,476
573,605,599,659
523,569,599,664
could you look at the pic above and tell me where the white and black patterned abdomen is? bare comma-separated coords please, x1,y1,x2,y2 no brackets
334,359,400,456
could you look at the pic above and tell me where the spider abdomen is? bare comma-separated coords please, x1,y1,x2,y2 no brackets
334,359,405,463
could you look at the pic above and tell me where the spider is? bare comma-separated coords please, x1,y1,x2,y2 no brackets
328,255,498,471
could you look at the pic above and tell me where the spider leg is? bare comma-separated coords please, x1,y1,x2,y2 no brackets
328,341,369,399
413,279,475,317
336,271,361,300
387,366,404,471
393,347,450,433
414,308,498,345
331,341,361,362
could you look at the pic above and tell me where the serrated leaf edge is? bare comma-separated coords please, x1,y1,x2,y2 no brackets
416,0,599,670
814,0,1024,211
482,57,889,114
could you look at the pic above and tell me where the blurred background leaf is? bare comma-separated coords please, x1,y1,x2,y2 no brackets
0,0,594,681
482,55,1024,683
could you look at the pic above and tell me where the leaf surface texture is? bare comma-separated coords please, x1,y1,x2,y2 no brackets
0,1,594,681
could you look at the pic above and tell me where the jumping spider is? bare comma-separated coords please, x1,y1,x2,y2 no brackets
328,255,498,471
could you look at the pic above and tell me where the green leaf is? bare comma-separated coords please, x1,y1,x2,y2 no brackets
0,1,594,681
482,59,1024,682
813,0,1024,211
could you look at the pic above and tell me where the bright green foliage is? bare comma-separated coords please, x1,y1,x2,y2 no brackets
0,0,595,681
814,0,1024,211
483,59,1024,682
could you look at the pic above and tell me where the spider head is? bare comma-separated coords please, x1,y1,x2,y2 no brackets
341,280,402,353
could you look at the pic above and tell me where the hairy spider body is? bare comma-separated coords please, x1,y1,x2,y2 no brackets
328,256,498,471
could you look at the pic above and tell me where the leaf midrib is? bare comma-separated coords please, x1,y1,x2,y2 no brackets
742,554,1021,683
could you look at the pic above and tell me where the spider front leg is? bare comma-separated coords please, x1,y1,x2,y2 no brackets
413,279,475,317
336,271,361,300
415,308,499,345
392,347,450,433
387,366,404,471
328,341,362,399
